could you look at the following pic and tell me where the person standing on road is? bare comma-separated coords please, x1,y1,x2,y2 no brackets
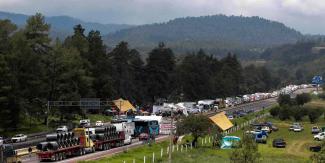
28,146,32,158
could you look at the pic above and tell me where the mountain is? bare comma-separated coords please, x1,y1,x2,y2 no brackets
261,39,325,84
104,15,303,58
0,11,134,39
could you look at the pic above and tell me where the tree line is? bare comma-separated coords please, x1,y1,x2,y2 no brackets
0,13,279,131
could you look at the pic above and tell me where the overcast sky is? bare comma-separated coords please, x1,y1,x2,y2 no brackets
0,0,325,34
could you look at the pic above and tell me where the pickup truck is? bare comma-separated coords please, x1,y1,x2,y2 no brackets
314,132,325,141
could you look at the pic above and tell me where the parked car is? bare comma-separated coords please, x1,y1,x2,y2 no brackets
139,133,149,141
310,145,322,152
271,125,279,132
80,119,90,127
272,138,286,148
228,115,234,120
11,134,27,143
312,126,321,134
293,125,304,132
314,132,325,141
0,136,3,146
56,125,68,133
96,121,104,127
261,126,271,133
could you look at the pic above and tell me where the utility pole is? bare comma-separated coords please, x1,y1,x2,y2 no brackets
169,106,173,163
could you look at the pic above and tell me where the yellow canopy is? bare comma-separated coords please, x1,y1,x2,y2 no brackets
113,98,136,112
209,111,233,131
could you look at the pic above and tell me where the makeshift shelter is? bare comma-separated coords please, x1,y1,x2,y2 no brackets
221,136,240,149
209,111,234,131
113,98,136,112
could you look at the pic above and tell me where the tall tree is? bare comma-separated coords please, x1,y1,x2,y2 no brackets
145,42,175,102
87,30,113,98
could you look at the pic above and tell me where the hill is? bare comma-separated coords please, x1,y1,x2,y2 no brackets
261,39,325,84
0,11,134,39
104,15,303,57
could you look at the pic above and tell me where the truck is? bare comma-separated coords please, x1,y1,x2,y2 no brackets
112,122,135,145
2,144,21,163
36,127,125,162
133,119,159,138
36,128,95,161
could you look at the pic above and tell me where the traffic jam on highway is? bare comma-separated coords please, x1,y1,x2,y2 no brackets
0,84,312,162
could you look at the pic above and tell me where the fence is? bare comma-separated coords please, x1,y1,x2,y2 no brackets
224,113,270,135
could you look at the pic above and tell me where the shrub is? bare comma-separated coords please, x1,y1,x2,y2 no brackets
270,106,280,117
278,105,292,120
291,106,306,121
278,94,292,106
296,93,311,106
308,108,323,123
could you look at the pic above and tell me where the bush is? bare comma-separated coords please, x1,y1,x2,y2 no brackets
296,93,311,106
278,106,292,120
270,106,280,117
278,94,292,106
308,108,323,123
291,106,306,121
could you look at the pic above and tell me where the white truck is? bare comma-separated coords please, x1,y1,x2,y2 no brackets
113,122,135,145
314,132,325,141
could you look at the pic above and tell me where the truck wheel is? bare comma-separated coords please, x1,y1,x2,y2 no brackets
54,154,59,161
79,149,83,156
59,153,63,160
83,148,86,155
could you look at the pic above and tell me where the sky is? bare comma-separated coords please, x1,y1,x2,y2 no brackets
0,0,325,34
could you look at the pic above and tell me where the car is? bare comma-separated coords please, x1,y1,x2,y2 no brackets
312,126,321,134
310,145,322,152
139,133,149,141
272,138,286,148
11,134,27,143
261,126,271,133
0,136,3,146
80,119,91,127
96,121,104,126
228,115,234,120
293,125,304,132
56,125,68,133
314,132,325,141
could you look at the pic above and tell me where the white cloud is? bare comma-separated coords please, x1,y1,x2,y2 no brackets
0,0,325,34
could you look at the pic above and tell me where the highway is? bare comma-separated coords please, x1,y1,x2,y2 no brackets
20,87,315,162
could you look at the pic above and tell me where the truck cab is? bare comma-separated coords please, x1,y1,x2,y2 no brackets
2,144,21,163
73,128,95,153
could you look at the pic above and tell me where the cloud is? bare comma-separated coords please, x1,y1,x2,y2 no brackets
0,0,324,34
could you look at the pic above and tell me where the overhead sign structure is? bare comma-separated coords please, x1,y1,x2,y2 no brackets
312,75,323,85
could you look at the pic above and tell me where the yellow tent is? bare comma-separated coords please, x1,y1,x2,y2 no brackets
113,98,136,112
209,111,233,131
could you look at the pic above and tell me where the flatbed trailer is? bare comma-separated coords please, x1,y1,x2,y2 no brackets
94,132,125,150
37,144,86,161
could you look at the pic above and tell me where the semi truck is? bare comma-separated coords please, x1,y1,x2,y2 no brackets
1,144,21,163
112,122,135,144
36,127,125,162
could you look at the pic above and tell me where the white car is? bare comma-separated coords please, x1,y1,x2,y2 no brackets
80,119,91,127
314,132,325,141
293,125,304,132
96,121,104,127
228,115,234,120
261,126,271,133
56,125,68,133
0,136,3,146
11,134,27,143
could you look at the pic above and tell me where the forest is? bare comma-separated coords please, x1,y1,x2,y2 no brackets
0,13,281,131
